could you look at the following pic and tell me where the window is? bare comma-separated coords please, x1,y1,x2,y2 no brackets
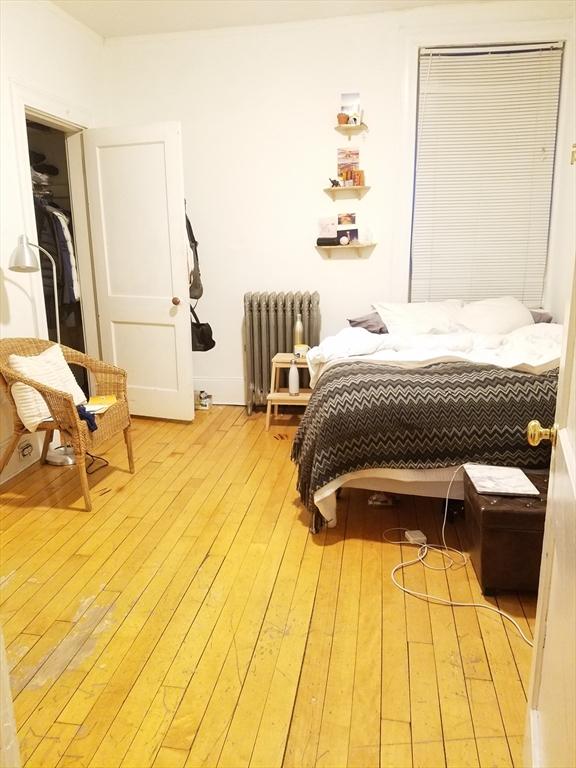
410,43,563,305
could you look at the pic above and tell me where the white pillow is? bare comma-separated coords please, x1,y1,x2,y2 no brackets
9,345,87,432
457,296,534,335
371,299,464,335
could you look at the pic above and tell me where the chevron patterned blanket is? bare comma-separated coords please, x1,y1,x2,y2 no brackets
292,361,558,512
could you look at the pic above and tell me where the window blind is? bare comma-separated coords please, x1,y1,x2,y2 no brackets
410,43,563,305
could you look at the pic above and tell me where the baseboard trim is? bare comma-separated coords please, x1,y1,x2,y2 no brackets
0,433,41,484
525,708,541,768
193,376,245,406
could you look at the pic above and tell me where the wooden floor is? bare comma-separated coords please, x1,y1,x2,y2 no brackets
0,406,537,768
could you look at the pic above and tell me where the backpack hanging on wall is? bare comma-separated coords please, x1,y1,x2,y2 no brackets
190,305,216,351
186,214,203,300
185,206,215,351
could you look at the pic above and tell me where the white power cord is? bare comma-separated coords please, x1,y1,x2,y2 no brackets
383,465,534,648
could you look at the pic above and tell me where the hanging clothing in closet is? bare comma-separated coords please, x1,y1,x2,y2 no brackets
29,137,81,333
27,121,88,393
33,194,87,391
34,197,80,303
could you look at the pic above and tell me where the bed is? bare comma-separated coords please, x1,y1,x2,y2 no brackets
292,305,561,531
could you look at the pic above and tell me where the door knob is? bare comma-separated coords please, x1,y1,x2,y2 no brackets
527,420,558,447
172,297,181,306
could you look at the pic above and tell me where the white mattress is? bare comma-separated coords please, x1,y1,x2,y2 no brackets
314,467,464,528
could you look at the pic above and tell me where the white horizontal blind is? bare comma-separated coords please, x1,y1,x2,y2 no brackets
410,43,563,305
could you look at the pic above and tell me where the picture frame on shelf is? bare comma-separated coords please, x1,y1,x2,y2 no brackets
340,92,362,123
338,228,359,243
337,147,359,177
318,216,338,238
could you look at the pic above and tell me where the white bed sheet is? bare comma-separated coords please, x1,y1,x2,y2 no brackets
307,322,562,387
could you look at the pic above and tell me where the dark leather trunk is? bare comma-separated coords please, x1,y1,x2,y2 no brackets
463,471,548,595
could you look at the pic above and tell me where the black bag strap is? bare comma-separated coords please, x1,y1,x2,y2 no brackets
186,214,198,247
190,305,201,324
186,207,203,300
186,216,200,267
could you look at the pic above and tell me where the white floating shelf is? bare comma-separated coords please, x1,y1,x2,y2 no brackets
323,185,370,200
316,243,377,258
334,123,368,139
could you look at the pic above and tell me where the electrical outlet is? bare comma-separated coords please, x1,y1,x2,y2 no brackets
18,441,33,460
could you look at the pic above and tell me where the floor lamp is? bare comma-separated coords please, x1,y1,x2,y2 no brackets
9,234,76,465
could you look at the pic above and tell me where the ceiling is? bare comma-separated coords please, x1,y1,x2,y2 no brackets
53,0,485,39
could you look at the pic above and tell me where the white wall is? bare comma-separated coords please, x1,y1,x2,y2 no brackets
0,1,573,424
0,0,103,479
99,0,575,404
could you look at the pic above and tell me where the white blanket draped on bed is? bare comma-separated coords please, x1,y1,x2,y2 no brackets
307,322,563,386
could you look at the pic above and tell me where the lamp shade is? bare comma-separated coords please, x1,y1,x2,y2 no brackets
9,235,40,272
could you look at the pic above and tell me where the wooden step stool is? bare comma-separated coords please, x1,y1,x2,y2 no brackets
266,353,311,431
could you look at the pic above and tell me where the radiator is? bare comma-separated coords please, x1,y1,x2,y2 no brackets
244,291,320,413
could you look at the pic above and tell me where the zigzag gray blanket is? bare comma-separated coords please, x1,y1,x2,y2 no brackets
292,361,558,513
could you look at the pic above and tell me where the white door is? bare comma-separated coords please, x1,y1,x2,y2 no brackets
525,263,576,767
82,122,194,420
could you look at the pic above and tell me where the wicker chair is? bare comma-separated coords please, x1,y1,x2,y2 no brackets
0,339,134,511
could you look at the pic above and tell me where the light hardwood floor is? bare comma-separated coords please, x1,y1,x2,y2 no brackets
0,406,537,768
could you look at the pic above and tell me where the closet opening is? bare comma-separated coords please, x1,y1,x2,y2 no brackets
25,115,88,394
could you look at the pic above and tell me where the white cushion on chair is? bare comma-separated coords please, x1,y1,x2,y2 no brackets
9,345,87,432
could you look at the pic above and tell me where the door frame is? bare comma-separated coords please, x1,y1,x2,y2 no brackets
9,81,100,357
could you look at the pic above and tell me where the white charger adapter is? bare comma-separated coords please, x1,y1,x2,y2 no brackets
405,529,427,545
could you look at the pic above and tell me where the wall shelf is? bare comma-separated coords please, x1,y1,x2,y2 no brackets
323,185,370,200
334,123,368,140
316,243,376,258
